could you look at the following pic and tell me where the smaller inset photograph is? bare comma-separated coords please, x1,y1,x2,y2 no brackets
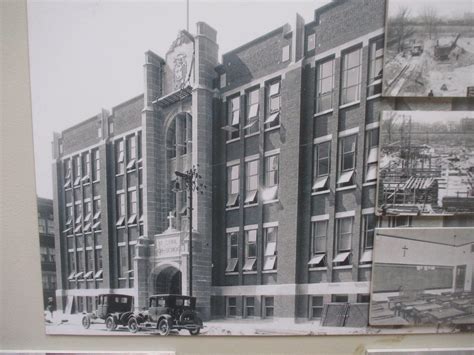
383,0,474,97
370,227,474,331
377,111,474,216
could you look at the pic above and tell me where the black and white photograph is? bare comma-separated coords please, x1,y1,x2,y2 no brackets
383,0,474,97
377,111,474,217
370,227,474,331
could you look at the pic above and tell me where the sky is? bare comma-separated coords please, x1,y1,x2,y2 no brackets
387,0,474,19
28,0,330,199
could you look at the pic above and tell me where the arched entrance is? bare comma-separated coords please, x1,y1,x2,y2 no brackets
153,266,182,295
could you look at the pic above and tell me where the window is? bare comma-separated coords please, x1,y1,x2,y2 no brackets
38,218,46,233
64,159,72,188
282,45,290,62
116,140,124,175
365,129,379,182
227,297,237,317
243,229,257,271
309,220,327,267
128,190,137,224
313,141,330,191
264,80,281,129
118,245,127,278
46,219,54,234
263,296,274,318
334,217,353,265
67,252,76,278
357,294,370,303
367,37,384,97
338,135,357,187
244,88,259,135
225,96,240,140
245,159,259,205
109,120,114,135
116,193,125,226
245,297,255,317
263,154,279,201
220,73,226,88
73,155,82,186
263,226,277,270
362,214,375,250
82,152,90,182
332,294,348,303
307,33,316,52
92,149,100,181
226,164,240,208
390,216,412,228
126,135,137,170
315,58,335,113
226,232,239,273
341,47,362,105
310,296,324,319
95,249,103,275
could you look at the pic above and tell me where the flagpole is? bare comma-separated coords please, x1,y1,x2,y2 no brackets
186,0,189,32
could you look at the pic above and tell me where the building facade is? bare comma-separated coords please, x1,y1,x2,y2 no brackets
38,197,56,309
52,0,471,322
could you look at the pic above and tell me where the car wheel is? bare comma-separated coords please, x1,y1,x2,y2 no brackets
128,317,139,333
189,328,200,336
82,315,91,329
105,316,116,331
157,318,170,336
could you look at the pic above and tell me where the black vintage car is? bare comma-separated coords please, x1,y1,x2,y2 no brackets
82,294,136,332
127,294,203,336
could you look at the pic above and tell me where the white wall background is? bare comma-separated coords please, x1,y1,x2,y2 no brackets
2,1,474,353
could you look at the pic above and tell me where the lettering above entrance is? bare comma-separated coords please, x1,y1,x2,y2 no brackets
156,236,181,258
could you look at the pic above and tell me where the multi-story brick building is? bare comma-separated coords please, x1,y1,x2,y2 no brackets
53,0,447,322
37,197,56,309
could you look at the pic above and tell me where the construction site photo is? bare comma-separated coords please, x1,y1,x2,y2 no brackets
377,111,474,216
383,0,474,97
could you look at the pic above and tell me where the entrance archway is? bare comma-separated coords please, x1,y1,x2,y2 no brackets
153,266,182,295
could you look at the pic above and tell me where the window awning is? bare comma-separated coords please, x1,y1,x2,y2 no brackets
74,224,82,233
84,271,94,279
74,271,84,279
75,215,82,224
226,193,239,207
313,176,329,190
126,159,136,170
116,216,125,227
93,210,101,220
128,214,137,225
225,258,238,273
366,165,377,181
92,221,101,230
243,118,258,130
367,147,378,163
308,254,325,266
264,112,280,125
244,190,258,204
262,185,278,201
337,170,354,184
84,213,92,222
248,104,259,119
94,269,103,279
333,251,351,263
68,272,76,280
64,180,71,188
74,176,82,186
221,125,239,132
154,85,193,107
263,255,277,270
243,258,256,271
265,241,277,256
83,223,91,232
81,175,90,183
360,250,373,263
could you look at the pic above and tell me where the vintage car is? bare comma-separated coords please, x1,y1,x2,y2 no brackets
82,294,137,332
127,294,203,336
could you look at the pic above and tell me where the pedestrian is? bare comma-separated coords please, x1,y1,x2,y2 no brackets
47,297,54,319
428,90,434,97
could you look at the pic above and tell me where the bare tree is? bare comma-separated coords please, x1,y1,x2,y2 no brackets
420,5,438,40
389,6,414,52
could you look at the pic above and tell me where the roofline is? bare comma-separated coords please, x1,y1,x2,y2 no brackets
60,93,144,135
221,25,285,58
314,0,347,22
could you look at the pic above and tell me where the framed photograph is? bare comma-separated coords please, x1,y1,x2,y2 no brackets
382,0,474,97
370,227,474,330
376,110,474,217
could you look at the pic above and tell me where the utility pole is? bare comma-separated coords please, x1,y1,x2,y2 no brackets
174,165,206,297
